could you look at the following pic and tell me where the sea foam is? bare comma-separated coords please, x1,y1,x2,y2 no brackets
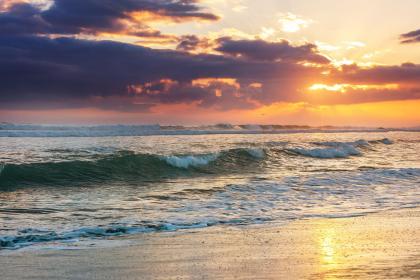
288,138,394,159
289,145,361,159
163,154,219,169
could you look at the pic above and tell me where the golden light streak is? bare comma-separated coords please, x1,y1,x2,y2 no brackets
192,78,239,88
308,83,399,93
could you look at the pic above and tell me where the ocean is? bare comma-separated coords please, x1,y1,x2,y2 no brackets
0,125,419,249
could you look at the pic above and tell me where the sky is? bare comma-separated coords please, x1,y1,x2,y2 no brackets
0,0,419,126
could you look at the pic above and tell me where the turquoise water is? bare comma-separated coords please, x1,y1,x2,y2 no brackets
0,131,419,249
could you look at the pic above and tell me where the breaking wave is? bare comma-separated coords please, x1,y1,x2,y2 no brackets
0,123,416,137
0,222,215,249
0,139,394,187
286,138,392,159
163,154,220,169
288,145,361,159
0,148,265,188
0,212,276,249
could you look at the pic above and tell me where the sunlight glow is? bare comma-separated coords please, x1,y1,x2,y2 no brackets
308,83,399,93
320,228,338,267
278,13,312,33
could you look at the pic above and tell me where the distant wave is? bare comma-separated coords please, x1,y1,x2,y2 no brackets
0,148,265,188
1,123,417,137
313,139,370,147
369,138,393,145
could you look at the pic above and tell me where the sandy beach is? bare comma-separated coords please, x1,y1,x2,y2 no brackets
1,208,419,280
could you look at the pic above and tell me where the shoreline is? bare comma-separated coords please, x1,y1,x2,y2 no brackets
1,207,419,279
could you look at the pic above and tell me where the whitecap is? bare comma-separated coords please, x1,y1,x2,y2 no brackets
163,153,219,169
288,144,361,159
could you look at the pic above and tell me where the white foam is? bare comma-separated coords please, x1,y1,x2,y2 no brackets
163,153,219,169
289,144,361,159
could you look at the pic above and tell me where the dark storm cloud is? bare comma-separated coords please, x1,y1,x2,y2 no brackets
1,35,420,111
306,87,420,105
215,38,330,64
0,3,51,35
176,35,211,51
0,35,322,110
400,29,420,44
42,0,219,34
1,2,419,112
0,0,219,36
129,78,262,110
330,63,420,84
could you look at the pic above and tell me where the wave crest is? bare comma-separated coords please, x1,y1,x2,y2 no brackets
0,148,265,187
287,138,393,159
288,145,361,159
163,154,220,169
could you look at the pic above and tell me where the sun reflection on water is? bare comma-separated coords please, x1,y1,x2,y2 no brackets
321,229,336,265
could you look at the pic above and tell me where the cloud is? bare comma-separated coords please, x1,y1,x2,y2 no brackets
0,3,52,35
215,37,330,64
1,34,419,111
129,78,260,110
176,35,214,52
307,83,420,105
0,0,219,38
0,35,324,111
1,3,419,113
278,12,312,33
400,29,420,44
303,63,420,105
329,63,420,84
0,0,51,12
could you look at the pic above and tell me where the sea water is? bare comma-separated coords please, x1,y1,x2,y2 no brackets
0,127,419,249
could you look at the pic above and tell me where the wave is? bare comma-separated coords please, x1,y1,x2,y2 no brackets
163,154,220,169
287,138,392,159
313,139,370,148
0,214,272,249
0,138,394,186
1,123,417,137
162,148,264,169
0,148,265,188
287,145,361,159
368,138,393,145
1,166,419,250
0,222,208,249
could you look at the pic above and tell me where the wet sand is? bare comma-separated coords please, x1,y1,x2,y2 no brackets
1,208,419,280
